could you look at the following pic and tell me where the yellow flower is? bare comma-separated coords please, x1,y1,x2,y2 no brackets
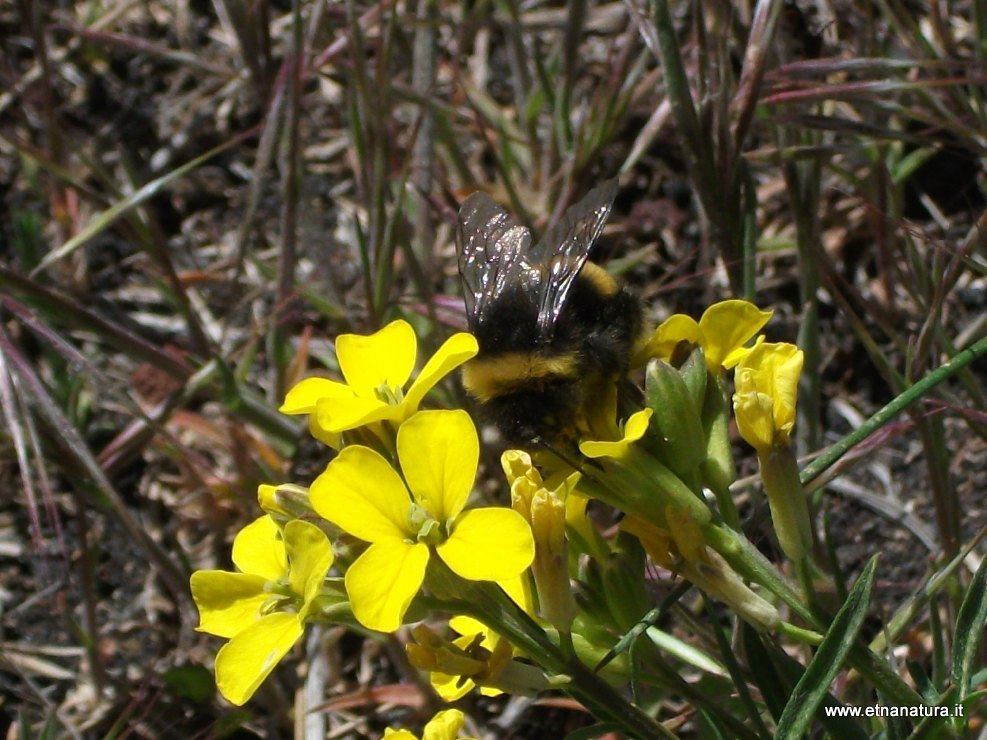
502,450,604,559
280,320,478,436
310,410,534,632
190,517,334,705
577,407,711,527
383,709,476,740
645,300,772,373
732,341,803,454
500,451,579,629
579,408,653,460
426,576,533,701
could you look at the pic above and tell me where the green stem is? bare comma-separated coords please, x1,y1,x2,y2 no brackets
777,621,823,645
703,522,923,706
800,333,987,485
453,576,672,740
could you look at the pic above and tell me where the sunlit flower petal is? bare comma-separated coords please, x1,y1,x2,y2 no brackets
398,410,478,521
279,376,353,414
308,413,341,449
431,663,476,702
579,409,653,459
564,491,599,552
646,300,772,373
213,611,303,705
403,333,479,411
383,730,417,740
283,520,334,607
345,540,430,632
314,394,394,433
191,571,270,638
257,484,289,518
282,321,476,438
733,341,803,452
232,516,286,581
337,320,417,398
648,314,702,360
733,388,775,453
311,446,413,543
437,508,534,581
699,300,772,370
449,576,531,640
422,708,468,740
383,709,470,740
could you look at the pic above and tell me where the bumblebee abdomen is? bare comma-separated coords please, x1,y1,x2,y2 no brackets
467,376,583,446
461,351,581,402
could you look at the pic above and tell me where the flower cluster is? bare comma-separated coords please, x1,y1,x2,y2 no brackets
191,321,533,706
190,302,813,737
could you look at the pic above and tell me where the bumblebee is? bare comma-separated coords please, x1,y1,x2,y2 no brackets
456,178,647,446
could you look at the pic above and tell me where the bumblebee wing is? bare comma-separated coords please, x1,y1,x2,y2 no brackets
530,178,619,338
457,191,533,330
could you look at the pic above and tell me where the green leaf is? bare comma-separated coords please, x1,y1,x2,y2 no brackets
775,555,879,738
741,624,790,722
950,554,987,702
742,623,869,740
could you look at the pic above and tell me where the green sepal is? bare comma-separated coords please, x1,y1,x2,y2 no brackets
645,359,708,476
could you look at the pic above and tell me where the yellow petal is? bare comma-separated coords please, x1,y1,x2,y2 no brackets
721,333,765,370
283,520,334,606
257,484,290,517
398,410,478,521
448,614,489,642
733,382,775,453
437,508,534,581
382,730,417,740
733,342,803,450
403,333,479,413
311,446,412,543
315,395,396,434
500,449,535,486
279,376,353,414
423,709,467,740
499,574,533,613
647,314,703,360
565,491,596,546
449,575,529,639
337,320,417,398
191,571,269,638
761,343,803,432
232,516,286,580
345,540,430,632
214,612,303,705
308,413,342,449
579,409,653,459
622,408,653,442
431,668,475,702
699,300,772,370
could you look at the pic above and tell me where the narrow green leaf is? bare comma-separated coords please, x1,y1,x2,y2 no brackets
951,555,987,701
742,623,869,740
775,555,879,738
741,624,790,722
32,130,255,275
